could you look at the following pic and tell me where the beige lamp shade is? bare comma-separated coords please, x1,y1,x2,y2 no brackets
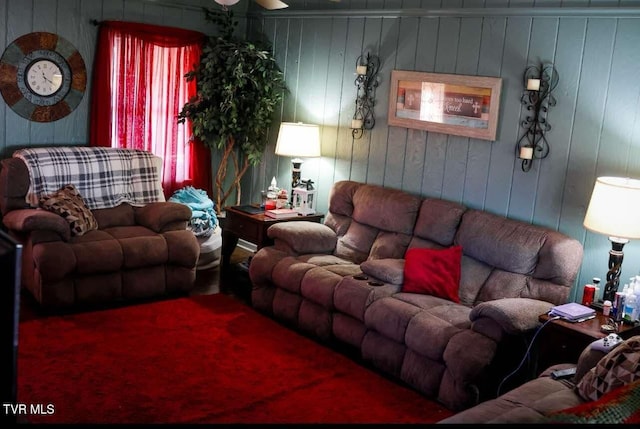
275,122,321,159
214,0,241,6
583,176,640,239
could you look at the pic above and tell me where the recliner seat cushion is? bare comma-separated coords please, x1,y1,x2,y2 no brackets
71,232,124,274
32,225,188,280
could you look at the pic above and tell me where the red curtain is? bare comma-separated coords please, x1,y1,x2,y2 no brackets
90,21,212,198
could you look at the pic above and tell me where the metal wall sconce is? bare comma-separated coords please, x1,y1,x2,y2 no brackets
350,52,380,139
515,63,559,172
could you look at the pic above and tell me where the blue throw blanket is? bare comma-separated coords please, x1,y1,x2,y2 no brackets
169,186,217,237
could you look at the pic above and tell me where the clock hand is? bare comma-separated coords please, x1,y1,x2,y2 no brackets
41,73,53,84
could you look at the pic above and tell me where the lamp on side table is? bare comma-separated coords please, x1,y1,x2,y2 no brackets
274,122,321,201
583,176,640,304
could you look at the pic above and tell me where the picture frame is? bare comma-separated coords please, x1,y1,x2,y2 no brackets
388,70,502,141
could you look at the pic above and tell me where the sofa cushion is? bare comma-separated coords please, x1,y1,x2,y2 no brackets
576,336,640,401
71,231,124,274
93,203,136,229
360,258,404,285
368,231,412,260
334,220,379,263
413,198,466,246
455,210,545,275
327,180,360,217
39,184,98,236
402,245,462,303
351,183,421,235
331,183,421,264
0,158,30,215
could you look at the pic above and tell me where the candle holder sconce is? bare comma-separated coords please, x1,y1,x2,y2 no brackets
350,52,380,139
515,63,559,172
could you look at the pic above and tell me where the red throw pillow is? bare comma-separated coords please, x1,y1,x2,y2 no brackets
402,245,462,303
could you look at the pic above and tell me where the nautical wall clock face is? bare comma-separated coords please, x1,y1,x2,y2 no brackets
0,32,86,122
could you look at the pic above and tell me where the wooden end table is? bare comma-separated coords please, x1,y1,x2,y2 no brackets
220,205,324,273
535,310,640,374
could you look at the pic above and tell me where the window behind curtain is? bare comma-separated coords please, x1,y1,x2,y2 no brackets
90,21,211,198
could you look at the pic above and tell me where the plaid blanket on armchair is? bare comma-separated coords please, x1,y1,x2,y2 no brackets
14,146,166,210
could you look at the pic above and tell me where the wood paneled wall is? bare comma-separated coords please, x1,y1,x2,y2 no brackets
0,0,220,158
2,0,640,300
245,1,640,300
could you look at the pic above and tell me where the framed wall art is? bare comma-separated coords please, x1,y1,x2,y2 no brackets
388,70,502,141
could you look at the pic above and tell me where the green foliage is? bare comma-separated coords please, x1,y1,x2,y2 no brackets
178,8,287,166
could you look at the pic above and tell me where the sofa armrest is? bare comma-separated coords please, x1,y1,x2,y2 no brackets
134,202,192,232
2,209,70,241
267,221,337,254
470,298,555,336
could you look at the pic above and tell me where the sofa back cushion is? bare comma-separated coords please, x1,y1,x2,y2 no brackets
412,198,466,247
351,184,420,235
326,181,421,263
0,158,30,215
457,210,544,274
455,210,583,306
93,203,136,229
324,181,359,256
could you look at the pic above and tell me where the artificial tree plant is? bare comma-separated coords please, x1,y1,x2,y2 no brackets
178,7,286,214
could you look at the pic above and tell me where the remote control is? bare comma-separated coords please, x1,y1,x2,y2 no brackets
551,367,577,380
591,333,623,352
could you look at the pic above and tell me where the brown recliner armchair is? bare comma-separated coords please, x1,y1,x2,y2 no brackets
0,148,200,310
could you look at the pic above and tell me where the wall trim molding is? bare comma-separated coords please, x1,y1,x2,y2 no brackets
247,7,640,19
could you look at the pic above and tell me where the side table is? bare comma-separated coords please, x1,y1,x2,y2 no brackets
535,310,640,374
220,205,324,273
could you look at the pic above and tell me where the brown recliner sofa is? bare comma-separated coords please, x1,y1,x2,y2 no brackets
249,180,584,411
0,148,200,310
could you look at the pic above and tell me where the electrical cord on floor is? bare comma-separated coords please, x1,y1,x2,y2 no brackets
496,315,561,397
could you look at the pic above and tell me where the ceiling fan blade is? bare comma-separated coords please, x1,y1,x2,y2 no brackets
214,0,241,6
255,0,289,10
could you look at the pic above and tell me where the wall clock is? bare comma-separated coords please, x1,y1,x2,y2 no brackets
0,32,86,122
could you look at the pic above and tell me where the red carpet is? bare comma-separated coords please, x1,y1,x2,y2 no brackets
17,294,454,424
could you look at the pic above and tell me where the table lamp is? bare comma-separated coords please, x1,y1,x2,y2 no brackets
583,176,640,303
274,122,321,198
